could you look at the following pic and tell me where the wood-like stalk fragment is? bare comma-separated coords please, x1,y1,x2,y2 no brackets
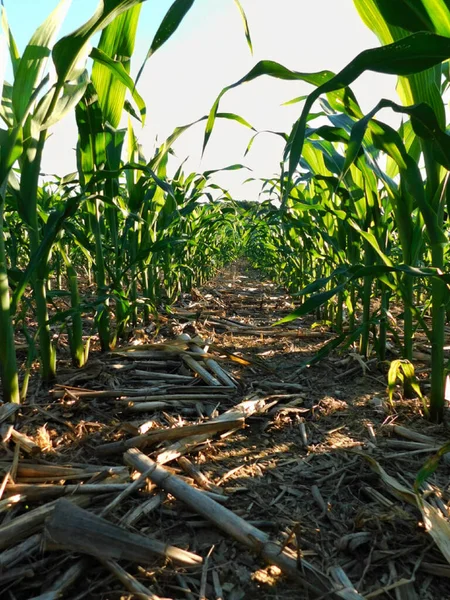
181,353,222,386
0,462,127,482
99,469,153,517
0,403,19,424
0,495,91,550
178,456,223,494
96,417,244,456
28,559,89,600
121,492,166,527
0,532,41,568
189,341,237,388
123,401,185,413
118,393,230,403
385,424,438,445
44,498,202,567
132,371,195,382
124,449,329,596
101,558,163,600
10,428,41,455
155,398,267,464
4,483,132,502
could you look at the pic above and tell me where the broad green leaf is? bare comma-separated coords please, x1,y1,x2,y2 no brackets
202,60,361,156
13,0,71,123
76,84,112,185
90,46,146,125
0,126,23,189
275,263,450,325
421,0,450,36
91,5,142,128
11,194,82,312
353,0,445,127
339,99,446,245
1,6,20,77
53,0,146,85
388,359,423,403
288,32,450,187
364,0,434,32
34,70,89,130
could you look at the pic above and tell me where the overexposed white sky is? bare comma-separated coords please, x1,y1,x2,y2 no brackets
3,0,400,199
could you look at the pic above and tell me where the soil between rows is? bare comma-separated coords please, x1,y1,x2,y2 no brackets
1,261,450,599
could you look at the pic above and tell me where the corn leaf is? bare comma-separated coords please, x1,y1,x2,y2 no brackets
233,0,253,55
0,5,20,77
12,0,71,123
415,442,450,491
91,5,142,128
202,60,361,156
53,0,146,86
275,263,450,325
34,70,90,130
90,46,146,125
287,32,450,190
76,84,112,186
339,100,446,245
421,0,450,36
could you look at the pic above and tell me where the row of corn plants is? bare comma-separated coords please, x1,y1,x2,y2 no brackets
204,0,450,422
0,0,251,403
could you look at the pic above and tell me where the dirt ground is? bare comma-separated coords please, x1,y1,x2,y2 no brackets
1,261,450,599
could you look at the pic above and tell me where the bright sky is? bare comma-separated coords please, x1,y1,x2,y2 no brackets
2,0,399,200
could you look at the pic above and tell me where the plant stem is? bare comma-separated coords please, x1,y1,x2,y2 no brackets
0,201,20,403
430,243,446,423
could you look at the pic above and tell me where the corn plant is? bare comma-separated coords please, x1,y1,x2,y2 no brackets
203,2,450,422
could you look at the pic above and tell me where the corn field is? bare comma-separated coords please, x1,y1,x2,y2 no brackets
2,0,450,420
2,0,450,596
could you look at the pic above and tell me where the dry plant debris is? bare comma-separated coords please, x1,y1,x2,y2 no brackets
1,262,450,599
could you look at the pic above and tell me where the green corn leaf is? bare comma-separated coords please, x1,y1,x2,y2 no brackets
203,164,251,178
287,31,450,188
91,4,142,128
202,60,361,156
0,81,14,127
90,46,146,125
0,126,23,189
34,70,89,130
364,0,434,32
343,101,446,245
347,219,394,267
13,0,71,123
244,130,288,157
76,87,113,186
415,442,450,492
354,0,445,128
1,5,20,76
152,112,255,172
11,194,81,312
387,359,423,404
282,95,308,106
233,0,253,54
53,0,146,86
275,263,450,325
421,0,450,36
136,0,195,84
